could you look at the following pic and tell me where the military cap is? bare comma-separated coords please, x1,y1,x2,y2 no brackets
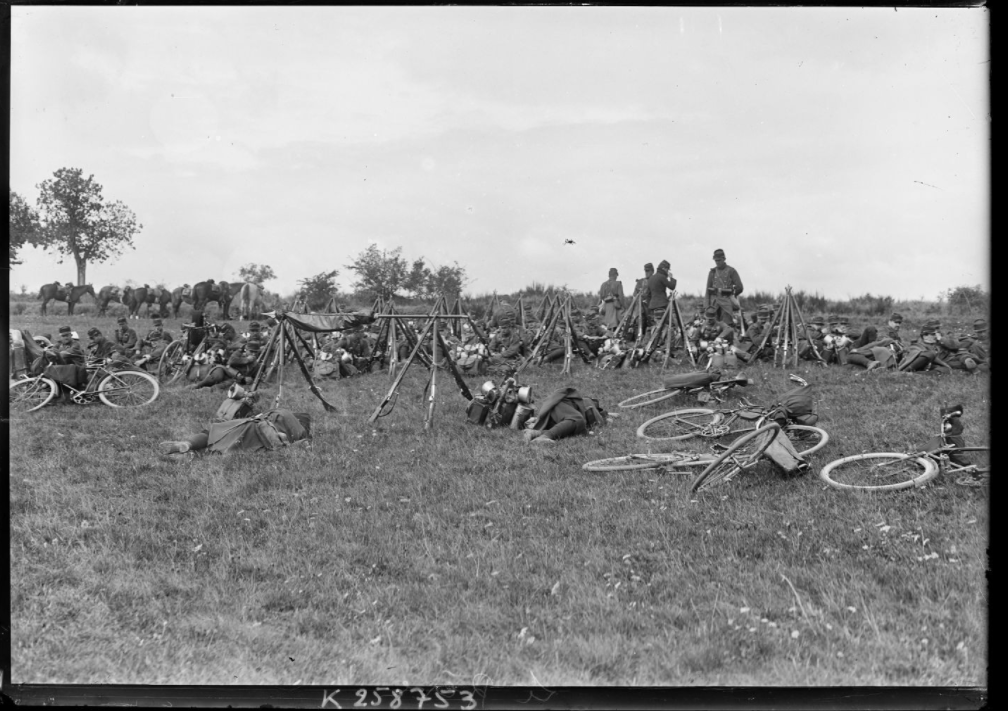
704,306,718,319
757,304,771,314
58,325,72,335
153,318,163,326
87,327,102,338
924,319,941,330
889,312,904,323
609,268,618,277
249,321,261,331
117,316,128,324
920,324,937,335
644,262,654,271
839,316,850,325
713,248,726,259
810,315,825,326
658,259,671,271
973,318,987,330
826,314,840,325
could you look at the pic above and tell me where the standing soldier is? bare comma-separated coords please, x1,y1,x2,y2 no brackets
646,260,677,329
635,263,655,332
598,268,625,330
705,248,744,327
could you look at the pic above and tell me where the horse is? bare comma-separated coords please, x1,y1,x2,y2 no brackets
190,279,239,319
38,283,97,316
96,285,123,316
146,286,173,319
121,286,151,319
238,282,264,320
171,284,195,319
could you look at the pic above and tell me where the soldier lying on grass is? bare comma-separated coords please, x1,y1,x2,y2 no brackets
161,410,311,456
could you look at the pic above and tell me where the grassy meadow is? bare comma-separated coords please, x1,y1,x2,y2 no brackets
8,307,989,687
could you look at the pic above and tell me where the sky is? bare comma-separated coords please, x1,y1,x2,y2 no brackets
9,6,990,302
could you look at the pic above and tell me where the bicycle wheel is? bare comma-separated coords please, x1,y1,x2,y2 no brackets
691,423,780,493
582,453,715,473
819,453,938,492
637,408,749,442
783,425,830,457
97,370,160,408
157,340,186,384
618,387,683,410
9,377,58,413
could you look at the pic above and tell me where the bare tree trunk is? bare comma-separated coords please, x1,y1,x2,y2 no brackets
75,254,87,286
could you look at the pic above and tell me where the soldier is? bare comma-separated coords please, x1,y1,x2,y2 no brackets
646,260,677,327
635,263,655,331
136,318,171,360
598,268,625,330
731,306,772,363
161,409,311,456
135,332,174,370
191,338,263,390
705,248,744,327
53,325,86,367
114,316,138,355
898,323,949,372
958,318,989,370
688,306,735,366
886,312,905,342
87,327,116,360
488,301,517,330
488,321,526,369
796,315,829,361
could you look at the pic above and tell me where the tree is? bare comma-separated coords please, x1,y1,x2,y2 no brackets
426,262,468,300
9,188,42,269
235,263,277,285
297,270,340,311
346,244,408,301
35,168,142,285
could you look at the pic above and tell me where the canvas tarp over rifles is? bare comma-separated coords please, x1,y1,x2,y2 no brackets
279,311,375,333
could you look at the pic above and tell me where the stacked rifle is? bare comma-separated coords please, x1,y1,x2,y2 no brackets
518,290,592,376
756,286,825,368
604,287,693,370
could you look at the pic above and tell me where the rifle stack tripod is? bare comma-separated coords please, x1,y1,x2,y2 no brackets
518,290,593,376
604,287,693,370
756,286,826,368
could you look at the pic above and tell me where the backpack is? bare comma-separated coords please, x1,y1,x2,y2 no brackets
662,370,719,390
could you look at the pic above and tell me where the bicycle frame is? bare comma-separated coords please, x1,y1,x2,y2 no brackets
59,361,136,404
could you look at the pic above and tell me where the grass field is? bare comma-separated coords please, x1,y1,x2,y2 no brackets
8,312,989,686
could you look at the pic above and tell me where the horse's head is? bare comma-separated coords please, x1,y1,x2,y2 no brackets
84,284,97,298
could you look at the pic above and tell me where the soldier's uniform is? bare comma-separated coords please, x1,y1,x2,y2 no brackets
54,325,86,367
598,268,625,330
732,307,772,362
87,328,116,360
797,316,829,361
689,307,734,367
489,325,526,367
705,248,744,327
646,260,677,325
635,263,655,331
899,322,943,372
192,339,263,390
114,318,138,355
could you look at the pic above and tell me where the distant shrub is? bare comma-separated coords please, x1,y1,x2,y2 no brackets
942,285,988,316
11,302,26,315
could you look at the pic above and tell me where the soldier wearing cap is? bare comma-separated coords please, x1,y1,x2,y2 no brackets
705,248,744,327
488,319,526,370
114,317,138,355
646,260,677,328
191,336,263,389
54,325,86,367
959,318,989,369
87,327,116,360
138,318,172,357
135,332,174,370
796,315,829,361
161,409,311,456
898,322,949,372
732,305,772,362
688,306,734,363
635,263,655,331
598,268,625,330
488,301,518,330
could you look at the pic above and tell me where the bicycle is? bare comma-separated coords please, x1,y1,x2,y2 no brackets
819,405,988,491
582,449,719,473
618,374,752,410
635,396,829,458
9,358,160,413
690,422,783,493
158,323,211,384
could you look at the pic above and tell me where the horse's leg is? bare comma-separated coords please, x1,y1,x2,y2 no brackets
41,299,47,316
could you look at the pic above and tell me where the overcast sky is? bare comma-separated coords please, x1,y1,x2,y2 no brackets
9,6,989,302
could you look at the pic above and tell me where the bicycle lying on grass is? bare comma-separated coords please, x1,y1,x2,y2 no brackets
617,373,752,409
9,359,160,413
819,405,988,491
